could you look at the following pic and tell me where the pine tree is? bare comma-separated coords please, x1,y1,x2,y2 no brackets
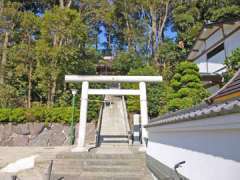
168,61,208,111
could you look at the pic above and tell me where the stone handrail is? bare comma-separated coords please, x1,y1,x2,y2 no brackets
121,96,131,144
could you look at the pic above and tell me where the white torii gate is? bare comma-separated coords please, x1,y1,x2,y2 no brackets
65,75,162,151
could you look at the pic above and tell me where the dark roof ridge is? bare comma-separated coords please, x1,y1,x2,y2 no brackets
146,98,240,128
206,68,240,103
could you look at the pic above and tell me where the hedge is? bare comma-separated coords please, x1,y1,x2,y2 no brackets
0,107,83,124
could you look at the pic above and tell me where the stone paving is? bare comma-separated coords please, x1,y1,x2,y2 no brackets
0,146,72,179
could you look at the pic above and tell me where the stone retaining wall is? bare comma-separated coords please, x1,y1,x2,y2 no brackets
0,122,96,146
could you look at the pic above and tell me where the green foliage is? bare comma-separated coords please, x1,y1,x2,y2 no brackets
0,84,20,108
168,61,208,111
155,41,184,81
224,48,240,82
123,65,163,118
0,107,79,124
88,95,102,122
112,52,143,75
207,5,240,21
173,3,203,49
33,6,97,105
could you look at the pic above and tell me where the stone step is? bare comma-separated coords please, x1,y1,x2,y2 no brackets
50,165,146,174
49,169,149,176
101,138,129,144
50,173,152,180
36,159,144,167
55,152,145,160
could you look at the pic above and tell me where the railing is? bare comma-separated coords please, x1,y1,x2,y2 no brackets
95,103,104,147
121,96,132,144
88,102,104,152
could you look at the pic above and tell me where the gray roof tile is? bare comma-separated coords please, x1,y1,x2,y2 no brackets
145,99,240,128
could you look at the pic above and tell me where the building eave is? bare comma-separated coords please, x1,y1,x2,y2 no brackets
145,99,240,128
187,19,240,61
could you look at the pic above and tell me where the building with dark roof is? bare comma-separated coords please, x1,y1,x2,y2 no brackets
145,69,240,180
187,19,240,92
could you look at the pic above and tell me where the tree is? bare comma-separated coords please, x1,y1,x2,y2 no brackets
173,2,202,50
168,61,208,111
112,51,143,75
79,0,111,50
124,65,163,118
155,41,184,81
141,0,171,59
7,12,40,108
224,48,240,82
35,7,89,106
0,84,18,108
0,2,20,84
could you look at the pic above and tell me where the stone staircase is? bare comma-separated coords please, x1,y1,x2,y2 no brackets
100,96,129,144
35,145,153,180
28,94,154,180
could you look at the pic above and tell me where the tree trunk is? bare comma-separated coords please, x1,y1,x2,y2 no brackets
126,21,132,51
150,6,157,57
158,1,169,44
47,81,52,107
67,0,72,8
0,31,9,84
27,63,32,108
96,31,98,50
0,0,3,14
59,0,64,8
50,80,57,106
124,0,132,51
59,0,72,8
108,30,111,51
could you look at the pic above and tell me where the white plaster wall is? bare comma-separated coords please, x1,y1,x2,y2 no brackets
146,113,240,180
206,29,223,49
195,54,207,73
225,30,240,56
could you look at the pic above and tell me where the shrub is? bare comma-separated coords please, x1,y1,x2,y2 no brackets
224,48,240,82
0,106,80,124
0,108,11,122
168,61,208,111
0,85,19,108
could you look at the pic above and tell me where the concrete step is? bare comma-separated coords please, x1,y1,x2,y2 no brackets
50,166,146,175
50,173,152,180
55,152,145,160
48,169,150,176
36,159,144,167
100,136,129,144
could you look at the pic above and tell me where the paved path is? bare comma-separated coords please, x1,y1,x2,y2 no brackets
100,96,129,144
0,146,71,179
